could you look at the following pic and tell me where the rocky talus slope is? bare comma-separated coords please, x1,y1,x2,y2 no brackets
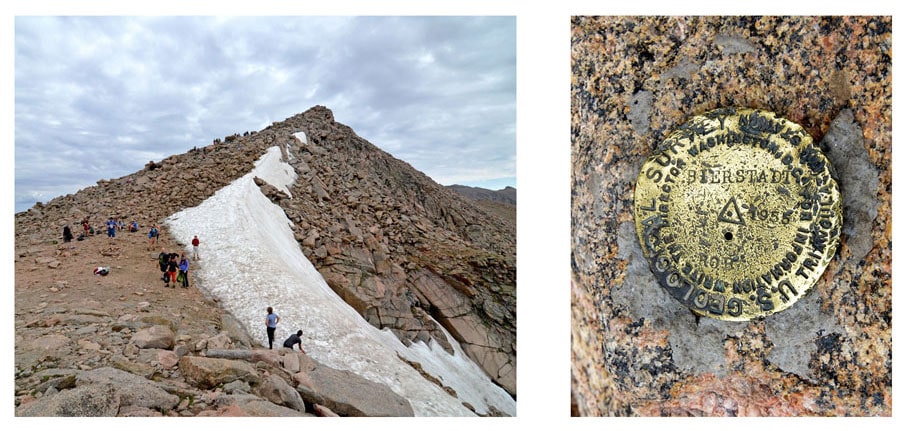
15,105,516,413
15,229,415,416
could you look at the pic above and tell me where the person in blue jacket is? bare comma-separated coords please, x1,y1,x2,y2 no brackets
265,307,280,349
178,253,190,288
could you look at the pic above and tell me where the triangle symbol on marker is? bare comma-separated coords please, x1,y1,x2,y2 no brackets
718,197,745,225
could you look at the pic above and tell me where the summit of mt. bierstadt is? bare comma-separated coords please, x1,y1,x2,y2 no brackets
14,105,516,417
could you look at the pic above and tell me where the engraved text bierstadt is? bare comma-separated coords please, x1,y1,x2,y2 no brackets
633,108,841,321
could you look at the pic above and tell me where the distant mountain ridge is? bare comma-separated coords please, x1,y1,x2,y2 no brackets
446,185,516,206
14,106,516,397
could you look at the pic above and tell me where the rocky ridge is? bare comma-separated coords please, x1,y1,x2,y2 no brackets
15,105,516,413
447,185,517,206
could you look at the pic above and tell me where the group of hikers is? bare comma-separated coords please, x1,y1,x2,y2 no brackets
158,248,192,288
157,234,200,289
62,217,140,243
63,218,303,354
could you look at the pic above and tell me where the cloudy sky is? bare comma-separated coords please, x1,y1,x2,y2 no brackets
13,16,516,213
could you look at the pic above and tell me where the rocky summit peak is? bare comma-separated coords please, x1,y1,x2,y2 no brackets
15,106,516,397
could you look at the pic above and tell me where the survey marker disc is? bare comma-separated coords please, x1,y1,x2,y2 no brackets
633,107,842,321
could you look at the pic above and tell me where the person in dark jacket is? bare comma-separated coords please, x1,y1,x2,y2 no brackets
63,224,73,243
283,330,306,353
166,253,179,288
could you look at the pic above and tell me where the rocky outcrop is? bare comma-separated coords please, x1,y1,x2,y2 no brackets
15,303,414,416
446,185,517,205
14,105,516,397
276,107,516,395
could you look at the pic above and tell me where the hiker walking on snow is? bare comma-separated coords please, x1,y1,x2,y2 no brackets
178,254,190,288
265,307,280,349
191,235,200,260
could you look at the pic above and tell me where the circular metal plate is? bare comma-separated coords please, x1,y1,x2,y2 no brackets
633,107,842,321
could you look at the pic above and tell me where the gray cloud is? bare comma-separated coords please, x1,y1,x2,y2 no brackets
14,16,515,212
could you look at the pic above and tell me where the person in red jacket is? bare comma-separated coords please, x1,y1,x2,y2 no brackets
191,235,201,260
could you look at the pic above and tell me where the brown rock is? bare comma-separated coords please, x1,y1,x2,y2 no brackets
131,325,175,349
178,356,260,389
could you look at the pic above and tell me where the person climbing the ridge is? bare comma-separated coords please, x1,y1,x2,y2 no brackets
283,330,306,353
265,307,280,349
178,253,190,288
191,235,200,260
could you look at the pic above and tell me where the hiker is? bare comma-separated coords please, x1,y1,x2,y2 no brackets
166,253,179,288
106,217,117,239
178,253,190,288
62,224,73,243
265,307,280,349
283,330,306,353
158,248,170,287
129,220,138,232
82,219,90,238
148,225,159,249
191,235,200,260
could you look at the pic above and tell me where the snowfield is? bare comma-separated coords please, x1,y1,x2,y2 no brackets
165,145,516,416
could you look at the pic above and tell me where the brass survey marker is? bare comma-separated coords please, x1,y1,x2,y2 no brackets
634,108,841,321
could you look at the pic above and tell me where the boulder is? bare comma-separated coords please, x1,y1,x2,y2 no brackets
313,404,339,417
256,374,305,412
17,383,119,417
178,356,260,389
131,325,174,349
29,334,73,356
219,393,310,417
307,364,414,416
77,367,179,411
157,350,180,369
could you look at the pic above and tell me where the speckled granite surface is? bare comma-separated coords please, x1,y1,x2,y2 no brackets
571,16,891,416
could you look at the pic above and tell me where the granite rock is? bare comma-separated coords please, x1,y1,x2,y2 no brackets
572,16,891,416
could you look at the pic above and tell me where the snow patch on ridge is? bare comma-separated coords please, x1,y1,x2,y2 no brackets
253,147,296,197
165,145,514,416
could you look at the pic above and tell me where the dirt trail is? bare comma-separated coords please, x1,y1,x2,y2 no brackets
15,225,230,371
